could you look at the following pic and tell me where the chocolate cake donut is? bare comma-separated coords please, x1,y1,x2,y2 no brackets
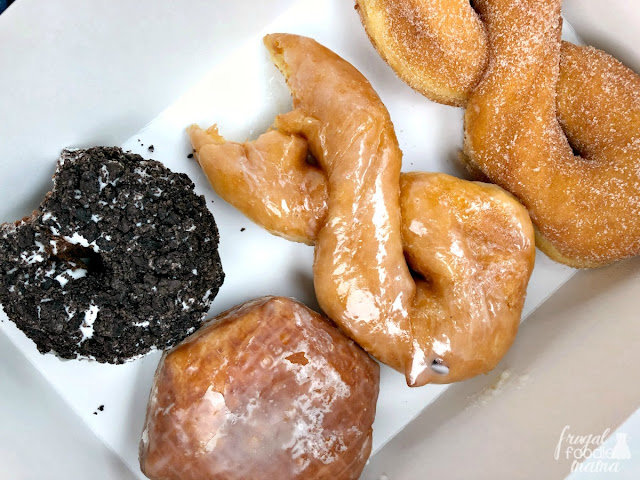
0,147,224,363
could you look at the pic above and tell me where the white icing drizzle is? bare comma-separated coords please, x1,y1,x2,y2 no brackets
98,164,120,191
54,268,87,286
79,303,100,341
62,232,100,253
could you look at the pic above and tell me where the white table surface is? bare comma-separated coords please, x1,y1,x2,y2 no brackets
0,1,638,479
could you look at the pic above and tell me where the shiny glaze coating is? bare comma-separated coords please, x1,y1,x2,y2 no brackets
188,34,535,385
140,297,379,480
356,0,640,267
188,126,327,245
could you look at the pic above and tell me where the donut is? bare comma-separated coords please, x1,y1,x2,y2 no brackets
188,34,535,386
355,0,640,267
355,0,488,106
140,296,379,480
187,126,327,245
0,147,224,363
354,0,625,107
464,0,640,267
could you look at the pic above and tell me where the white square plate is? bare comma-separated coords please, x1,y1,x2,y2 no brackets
0,0,581,477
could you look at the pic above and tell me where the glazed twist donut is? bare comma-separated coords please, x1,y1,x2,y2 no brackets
188,34,535,386
356,0,640,267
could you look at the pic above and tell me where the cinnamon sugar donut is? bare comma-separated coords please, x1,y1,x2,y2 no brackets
354,0,626,108
188,34,535,385
356,0,640,267
140,297,379,480
464,0,640,267
355,0,488,106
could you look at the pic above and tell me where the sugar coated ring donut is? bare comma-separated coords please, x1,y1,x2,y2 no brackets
140,297,379,480
0,147,224,363
464,0,640,267
188,34,535,386
355,0,489,106
356,0,640,267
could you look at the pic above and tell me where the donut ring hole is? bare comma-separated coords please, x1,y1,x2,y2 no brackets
565,134,584,159
54,242,106,275
305,151,319,167
406,264,429,283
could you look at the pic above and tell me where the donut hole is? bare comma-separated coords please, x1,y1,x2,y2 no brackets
566,136,584,158
305,151,319,167
405,262,434,286
79,249,105,274
55,242,106,275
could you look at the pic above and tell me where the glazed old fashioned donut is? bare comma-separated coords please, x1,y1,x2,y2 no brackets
356,0,640,267
188,34,535,386
140,297,379,480
0,147,224,363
